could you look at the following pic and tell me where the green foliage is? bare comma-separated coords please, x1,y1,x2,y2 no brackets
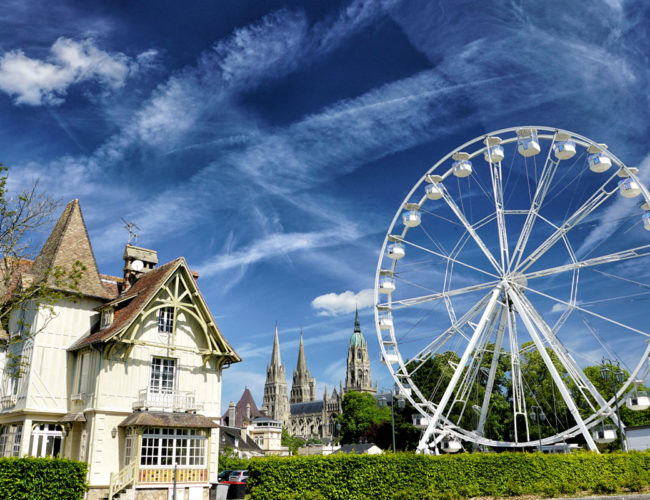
282,428,307,455
218,450,249,472
337,392,390,445
245,451,650,500
0,456,87,499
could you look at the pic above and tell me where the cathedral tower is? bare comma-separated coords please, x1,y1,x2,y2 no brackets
345,308,376,394
290,332,316,403
261,325,290,425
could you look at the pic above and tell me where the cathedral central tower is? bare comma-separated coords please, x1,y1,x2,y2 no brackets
344,307,376,394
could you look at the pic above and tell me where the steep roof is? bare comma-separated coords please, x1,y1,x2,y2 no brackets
290,400,323,415
29,199,109,299
222,388,266,428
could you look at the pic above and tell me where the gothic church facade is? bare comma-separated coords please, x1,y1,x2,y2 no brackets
261,309,377,440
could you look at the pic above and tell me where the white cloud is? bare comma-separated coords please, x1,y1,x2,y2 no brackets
550,303,567,314
0,37,150,105
311,288,374,316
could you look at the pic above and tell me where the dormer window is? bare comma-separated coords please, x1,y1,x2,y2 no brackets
158,307,174,333
101,308,113,329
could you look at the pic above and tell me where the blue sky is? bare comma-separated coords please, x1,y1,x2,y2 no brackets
1,0,650,411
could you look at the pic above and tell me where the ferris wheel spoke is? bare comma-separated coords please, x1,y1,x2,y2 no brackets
395,237,500,279
513,289,624,425
523,285,650,338
506,286,600,451
386,280,500,310
440,187,503,273
416,285,503,453
476,305,507,437
509,139,559,272
487,158,510,270
406,292,493,378
523,243,650,281
516,174,619,274
507,304,529,443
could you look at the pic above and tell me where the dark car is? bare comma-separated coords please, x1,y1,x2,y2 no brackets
218,469,232,482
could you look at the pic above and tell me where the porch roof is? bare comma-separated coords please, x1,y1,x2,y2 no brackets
119,411,218,429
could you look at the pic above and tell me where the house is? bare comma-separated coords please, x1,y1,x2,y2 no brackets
0,200,241,500
297,443,340,456
338,443,383,455
222,388,289,456
218,426,263,458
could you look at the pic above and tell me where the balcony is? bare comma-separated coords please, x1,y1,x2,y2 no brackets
0,394,16,409
132,388,203,412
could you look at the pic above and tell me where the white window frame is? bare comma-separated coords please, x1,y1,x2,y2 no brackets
101,308,113,328
30,423,64,458
0,424,22,457
157,307,174,334
73,352,91,399
149,357,177,395
139,428,207,469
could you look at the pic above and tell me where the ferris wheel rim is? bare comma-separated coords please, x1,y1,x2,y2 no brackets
374,126,650,452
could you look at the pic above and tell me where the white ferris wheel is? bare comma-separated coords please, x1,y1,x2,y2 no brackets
374,126,650,454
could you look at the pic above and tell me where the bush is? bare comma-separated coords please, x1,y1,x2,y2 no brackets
0,457,87,500
245,451,650,500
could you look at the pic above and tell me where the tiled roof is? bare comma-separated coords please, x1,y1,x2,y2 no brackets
69,259,181,350
118,411,219,428
222,388,266,427
290,400,323,415
219,426,263,453
29,200,110,299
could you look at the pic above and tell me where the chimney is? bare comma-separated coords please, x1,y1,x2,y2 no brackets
245,402,251,421
228,401,236,427
122,245,158,291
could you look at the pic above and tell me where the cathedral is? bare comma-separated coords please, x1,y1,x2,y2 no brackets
261,308,377,441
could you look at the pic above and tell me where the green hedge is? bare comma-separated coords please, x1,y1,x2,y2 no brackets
246,451,650,500
0,457,87,500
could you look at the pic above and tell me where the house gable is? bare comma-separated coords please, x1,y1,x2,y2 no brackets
72,258,240,369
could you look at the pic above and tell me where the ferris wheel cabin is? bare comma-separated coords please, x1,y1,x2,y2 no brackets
452,152,472,177
483,136,504,162
516,128,541,157
553,133,576,160
587,144,612,173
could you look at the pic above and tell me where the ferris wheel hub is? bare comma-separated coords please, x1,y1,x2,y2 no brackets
506,272,528,292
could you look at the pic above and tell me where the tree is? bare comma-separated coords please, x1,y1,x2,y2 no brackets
0,165,84,374
337,391,390,445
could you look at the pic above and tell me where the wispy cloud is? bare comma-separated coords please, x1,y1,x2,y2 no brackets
312,288,374,316
0,37,151,105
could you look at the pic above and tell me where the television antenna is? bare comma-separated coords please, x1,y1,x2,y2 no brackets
121,217,141,245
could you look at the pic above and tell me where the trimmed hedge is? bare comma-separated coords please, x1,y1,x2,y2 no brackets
0,457,87,500
246,451,650,500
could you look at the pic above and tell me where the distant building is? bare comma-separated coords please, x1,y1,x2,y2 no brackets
297,443,340,456
222,389,289,456
339,443,383,455
261,308,376,441
0,200,241,500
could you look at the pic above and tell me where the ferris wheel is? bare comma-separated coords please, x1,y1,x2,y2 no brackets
374,126,650,454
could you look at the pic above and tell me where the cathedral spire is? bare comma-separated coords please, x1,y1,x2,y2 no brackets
290,330,316,403
354,306,361,333
271,322,282,367
296,330,307,373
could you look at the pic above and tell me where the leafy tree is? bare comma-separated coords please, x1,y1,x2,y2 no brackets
281,428,305,455
337,391,390,444
0,165,85,375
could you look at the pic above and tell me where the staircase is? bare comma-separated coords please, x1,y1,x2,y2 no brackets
108,461,136,499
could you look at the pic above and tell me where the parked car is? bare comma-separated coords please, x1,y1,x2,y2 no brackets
218,469,232,482
228,470,249,483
